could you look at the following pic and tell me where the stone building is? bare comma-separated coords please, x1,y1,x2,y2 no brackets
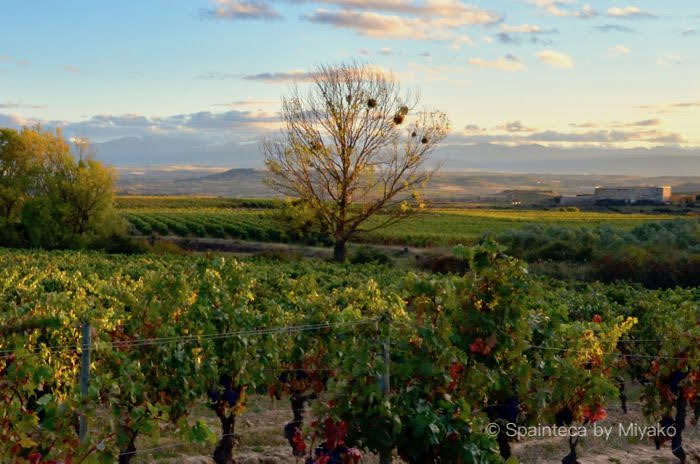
559,186,672,206
593,186,671,204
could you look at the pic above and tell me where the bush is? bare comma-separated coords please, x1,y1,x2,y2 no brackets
91,233,149,254
349,247,392,265
489,220,699,288
417,253,469,274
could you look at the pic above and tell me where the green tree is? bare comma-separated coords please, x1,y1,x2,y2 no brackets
0,126,122,248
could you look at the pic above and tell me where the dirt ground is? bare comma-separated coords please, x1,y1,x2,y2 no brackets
131,396,699,464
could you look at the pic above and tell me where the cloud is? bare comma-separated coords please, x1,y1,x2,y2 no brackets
497,23,558,44
496,120,536,132
595,24,635,33
608,45,630,57
301,1,498,43
0,55,30,68
669,102,700,108
606,6,655,19
0,114,33,128
523,0,597,18
468,55,526,72
63,65,80,73
454,118,682,145
456,127,685,145
195,71,240,80
0,101,47,110
0,110,279,142
212,100,278,107
657,54,682,67
622,119,661,127
536,49,574,68
303,9,473,42
241,70,318,82
636,101,700,113
299,0,500,21
681,28,697,36
569,121,598,128
201,0,281,20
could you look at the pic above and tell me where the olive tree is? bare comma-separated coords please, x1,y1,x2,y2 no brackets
263,62,449,261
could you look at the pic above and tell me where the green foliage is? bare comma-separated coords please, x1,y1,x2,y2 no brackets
491,220,700,287
349,246,393,265
116,195,282,210
0,248,695,463
0,127,123,249
121,202,673,248
273,199,331,245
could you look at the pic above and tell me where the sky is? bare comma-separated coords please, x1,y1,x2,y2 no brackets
1,0,699,168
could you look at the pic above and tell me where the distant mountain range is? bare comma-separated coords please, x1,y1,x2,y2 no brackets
95,136,700,177
117,167,700,198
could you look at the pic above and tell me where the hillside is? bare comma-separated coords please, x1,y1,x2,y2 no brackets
117,167,700,200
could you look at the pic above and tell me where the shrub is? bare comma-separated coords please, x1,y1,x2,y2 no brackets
418,253,469,274
349,247,393,265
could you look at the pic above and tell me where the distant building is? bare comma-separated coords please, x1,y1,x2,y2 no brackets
559,186,672,206
559,194,595,206
593,186,671,205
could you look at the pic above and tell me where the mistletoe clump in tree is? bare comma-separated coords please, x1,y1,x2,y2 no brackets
263,62,449,262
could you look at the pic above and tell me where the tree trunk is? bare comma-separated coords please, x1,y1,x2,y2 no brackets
497,428,511,460
213,411,236,464
672,394,687,463
118,429,138,464
284,393,312,456
618,378,627,414
379,448,393,464
333,240,347,262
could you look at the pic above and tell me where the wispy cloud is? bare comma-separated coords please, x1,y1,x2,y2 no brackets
468,55,526,72
0,110,280,141
212,100,278,107
523,0,597,19
497,23,558,44
637,101,700,113
495,120,536,132
299,0,498,43
681,27,697,36
241,70,318,82
201,0,281,20
63,65,80,73
536,50,574,68
195,71,240,80
0,101,47,110
608,45,630,57
595,24,635,33
606,6,655,19
456,119,685,145
657,54,683,67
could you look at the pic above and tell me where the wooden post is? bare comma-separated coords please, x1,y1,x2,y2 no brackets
79,322,91,442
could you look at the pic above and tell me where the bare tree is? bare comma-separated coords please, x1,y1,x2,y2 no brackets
263,62,449,261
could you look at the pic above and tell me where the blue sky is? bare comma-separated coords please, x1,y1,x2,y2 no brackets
1,0,699,164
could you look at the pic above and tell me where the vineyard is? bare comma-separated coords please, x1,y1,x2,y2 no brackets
119,196,681,247
1,247,697,463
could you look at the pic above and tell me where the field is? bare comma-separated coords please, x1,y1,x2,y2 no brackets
2,194,698,464
119,195,683,247
1,248,698,463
